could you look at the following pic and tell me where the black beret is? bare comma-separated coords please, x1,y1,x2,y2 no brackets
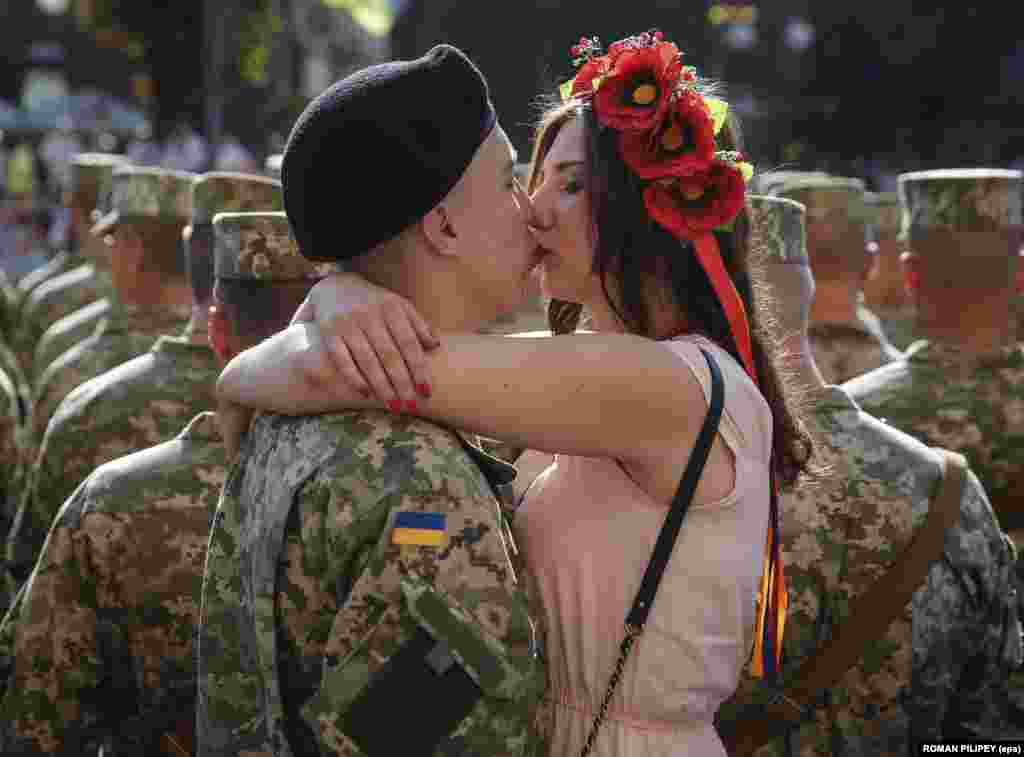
282,44,497,262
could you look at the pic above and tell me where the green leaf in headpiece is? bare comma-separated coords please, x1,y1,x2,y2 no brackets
559,80,573,102
705,97,729,135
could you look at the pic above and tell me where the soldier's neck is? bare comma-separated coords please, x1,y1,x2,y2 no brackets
361,260,488,333
809,283,861,326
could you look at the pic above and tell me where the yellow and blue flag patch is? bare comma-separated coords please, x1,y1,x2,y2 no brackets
392,511,447,548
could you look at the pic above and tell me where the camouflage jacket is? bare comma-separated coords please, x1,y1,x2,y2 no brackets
197,411,549,757
717,386,1022,755
0,412,226,755
8,328,215,587
14,263,98,370
14,252,71,300
31,298,112,383
808,307,903,385
29,301,189,445
844,340,1024,532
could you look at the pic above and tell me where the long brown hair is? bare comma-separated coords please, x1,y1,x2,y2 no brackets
527,98,813,486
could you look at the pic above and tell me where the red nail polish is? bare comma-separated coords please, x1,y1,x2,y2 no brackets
417,382,432,397
388,399,402,413
406,399,418,413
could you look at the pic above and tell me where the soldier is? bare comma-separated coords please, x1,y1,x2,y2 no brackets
14,154,130,375
197,45,548,756
767,173,902,383
864,190,918,350
845,169,1024,540
6,166,195,590
0,212,320,756
716,194,1022,754
30,154,130,379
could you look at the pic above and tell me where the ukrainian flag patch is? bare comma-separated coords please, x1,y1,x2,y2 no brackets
392,511,447,547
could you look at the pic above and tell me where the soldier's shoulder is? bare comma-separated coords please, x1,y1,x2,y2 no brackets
46,350,160,428
22,263,95,312
57,412,226,526
838,404,945,502
245,410,488,502
842,355,913,402
250,409,466,459
38,298,111,340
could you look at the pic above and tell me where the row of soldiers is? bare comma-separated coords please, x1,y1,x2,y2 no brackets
0,140,1019,754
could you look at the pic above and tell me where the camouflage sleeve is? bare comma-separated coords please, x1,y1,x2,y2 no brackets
292,420,545,756
908,471,1022,744
0,487,107,755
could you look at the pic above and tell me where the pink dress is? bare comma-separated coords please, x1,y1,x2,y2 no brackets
515,336,773,757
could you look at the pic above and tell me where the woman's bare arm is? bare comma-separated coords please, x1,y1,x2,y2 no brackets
217,323,705,465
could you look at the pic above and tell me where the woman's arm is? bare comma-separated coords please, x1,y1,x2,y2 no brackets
217,323,706,465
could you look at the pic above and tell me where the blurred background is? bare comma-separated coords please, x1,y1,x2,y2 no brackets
1,0,1021,275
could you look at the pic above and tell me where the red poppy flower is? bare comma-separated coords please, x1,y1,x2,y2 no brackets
571,58,608,99
592,40,683,132
619,89,715,179
643,159,746,240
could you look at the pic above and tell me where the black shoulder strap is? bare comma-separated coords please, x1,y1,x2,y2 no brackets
626,346,725,630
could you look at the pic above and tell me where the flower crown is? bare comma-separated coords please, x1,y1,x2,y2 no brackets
560,30,753,239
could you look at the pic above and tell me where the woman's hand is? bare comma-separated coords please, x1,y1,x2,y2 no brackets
291,273,440,410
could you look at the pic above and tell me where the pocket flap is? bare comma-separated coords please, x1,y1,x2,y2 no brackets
401,577,539,700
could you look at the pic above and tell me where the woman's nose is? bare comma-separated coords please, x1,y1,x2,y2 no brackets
527,183,555,232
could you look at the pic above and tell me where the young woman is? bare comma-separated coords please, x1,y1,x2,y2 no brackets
218,31,813,756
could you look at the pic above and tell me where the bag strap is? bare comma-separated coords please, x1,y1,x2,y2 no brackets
723,448,967,757
580,347,725,757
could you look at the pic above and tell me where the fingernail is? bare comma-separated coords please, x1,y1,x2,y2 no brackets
417,382,432,397
405,399,418,413
388,399,402,413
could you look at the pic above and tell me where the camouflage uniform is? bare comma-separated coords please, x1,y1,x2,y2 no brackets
717,195,1022,755
13,252,70,301
0,411,227,755
16,264,101,373
7,167,195,588
768,174,902,383
196,212,549,757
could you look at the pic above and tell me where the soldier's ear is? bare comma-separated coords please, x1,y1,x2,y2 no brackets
420,204,460,259
900,251,921,295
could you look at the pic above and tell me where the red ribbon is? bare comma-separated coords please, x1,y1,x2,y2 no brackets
692,231,787,678
692,233,756,383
